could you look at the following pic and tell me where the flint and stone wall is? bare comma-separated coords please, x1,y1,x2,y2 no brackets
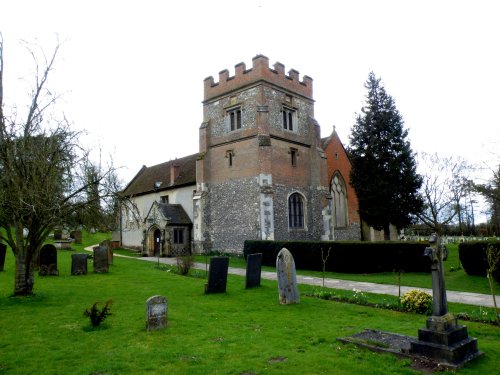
195,55,329,253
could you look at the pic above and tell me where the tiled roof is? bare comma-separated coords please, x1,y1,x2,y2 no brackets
158,203,192,225
122,153,198,197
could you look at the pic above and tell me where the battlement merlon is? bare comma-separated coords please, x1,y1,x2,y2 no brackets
203,55,313,102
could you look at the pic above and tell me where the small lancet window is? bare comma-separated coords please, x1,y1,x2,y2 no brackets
289,148,298,166
226,150,235,167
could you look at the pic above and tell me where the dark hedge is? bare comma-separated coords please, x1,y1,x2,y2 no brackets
244,240,431,273
459,241,500,283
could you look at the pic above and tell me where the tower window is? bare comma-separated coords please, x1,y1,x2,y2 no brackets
289,148,298,166
282,106,296,131
226,150,234,167
227,107,242,131
288,193,304,228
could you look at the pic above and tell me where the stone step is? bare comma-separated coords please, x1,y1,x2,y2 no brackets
410,336,482,367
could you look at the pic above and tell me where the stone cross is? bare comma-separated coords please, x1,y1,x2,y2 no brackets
424,233,448,316
146,295,168,331
276,248,299,304
410,233,482,367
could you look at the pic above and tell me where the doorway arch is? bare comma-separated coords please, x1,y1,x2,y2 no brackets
153,228,161,256
147,226,162,256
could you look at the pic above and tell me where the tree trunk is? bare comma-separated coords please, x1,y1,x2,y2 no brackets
14,251,35,296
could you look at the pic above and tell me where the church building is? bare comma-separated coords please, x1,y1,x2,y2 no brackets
116,55,362,256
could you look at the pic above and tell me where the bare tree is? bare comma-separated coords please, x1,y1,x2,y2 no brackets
0,36,118,295
416,153,473,235
472,165,500,235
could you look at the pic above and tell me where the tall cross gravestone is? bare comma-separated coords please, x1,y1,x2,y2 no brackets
410,234,482,368
276,248,299,304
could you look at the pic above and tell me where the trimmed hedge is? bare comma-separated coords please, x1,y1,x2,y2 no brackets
459,241,500,283
244,240,431,273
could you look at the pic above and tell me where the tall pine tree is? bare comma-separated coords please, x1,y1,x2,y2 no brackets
349,72,423,239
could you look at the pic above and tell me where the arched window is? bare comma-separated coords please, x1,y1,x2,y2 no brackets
288,193,304,228
331,173,348,228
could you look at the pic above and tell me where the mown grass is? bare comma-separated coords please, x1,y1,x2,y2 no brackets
0,233,499,374
194,243,494,295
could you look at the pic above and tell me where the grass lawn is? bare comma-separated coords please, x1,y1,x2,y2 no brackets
194,243,494,296
0,234,499,374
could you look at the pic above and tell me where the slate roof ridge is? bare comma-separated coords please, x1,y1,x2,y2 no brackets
122,153,198,197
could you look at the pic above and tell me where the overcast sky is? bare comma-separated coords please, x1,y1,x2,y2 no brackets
2,1,499,208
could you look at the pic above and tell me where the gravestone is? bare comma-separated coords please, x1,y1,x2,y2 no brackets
100,239,113,265
410,234,482,368
93,246,109,273
0,243,6,272
70,230,82,244
39,244,59,276
71,253,88,275
276,248,299,304
146,295,168,331
53,229,62,240
205,256,229,294
245,253,262,289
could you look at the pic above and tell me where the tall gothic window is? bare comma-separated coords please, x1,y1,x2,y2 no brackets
331,173,348,228
288,193,304,228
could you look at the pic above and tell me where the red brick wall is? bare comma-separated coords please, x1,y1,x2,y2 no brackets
204,55,313,102
323,131,360,225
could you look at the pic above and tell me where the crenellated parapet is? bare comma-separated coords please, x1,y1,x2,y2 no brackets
203,55,313,101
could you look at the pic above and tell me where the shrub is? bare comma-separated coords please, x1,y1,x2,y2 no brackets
244,240,431,273
459,241,500,282
84,300,113,327
176,255,194,275
400,290,432,315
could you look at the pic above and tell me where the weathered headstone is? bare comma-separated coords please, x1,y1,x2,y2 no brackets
39,244,59,276
93,246,109,273
70,230,82,244
100,239,113,265
205,256,229,294
71,253,88,275
245,253,262,289
276,248,299,304
0,243,6,272
53,229,62,240
146,295,168,331
410,234,482,368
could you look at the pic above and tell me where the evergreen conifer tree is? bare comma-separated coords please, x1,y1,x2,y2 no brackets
349,72,423,239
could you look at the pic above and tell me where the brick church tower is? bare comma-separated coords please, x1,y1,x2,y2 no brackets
193,55,331,253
